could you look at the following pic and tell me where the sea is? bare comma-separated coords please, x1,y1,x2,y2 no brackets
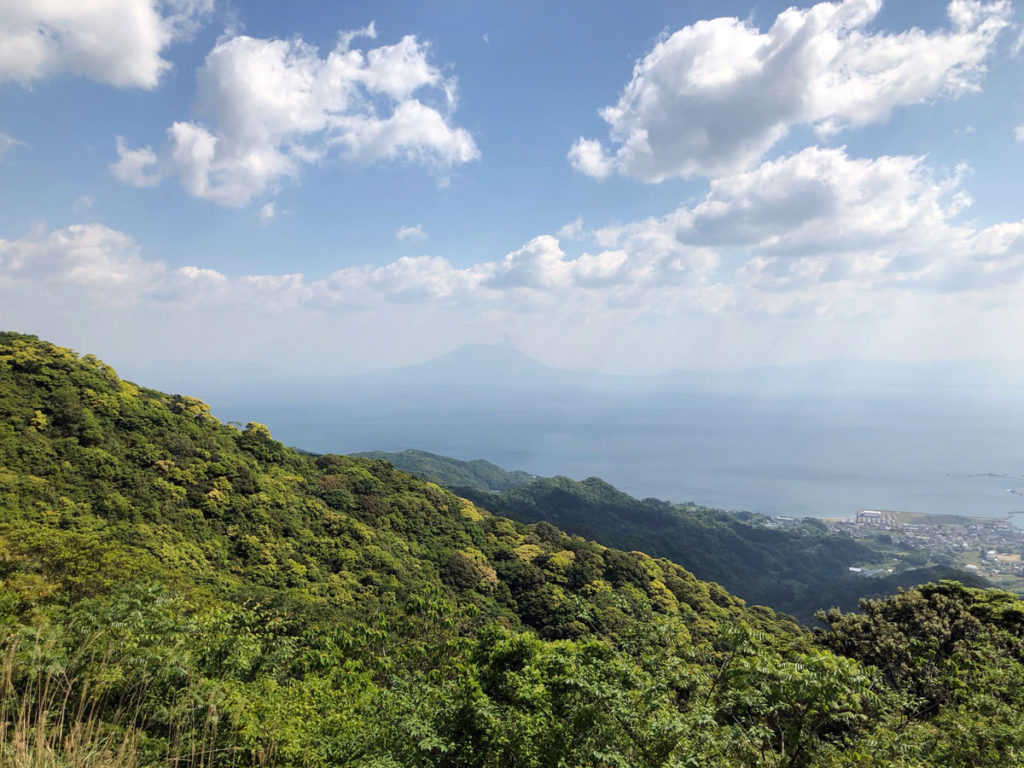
195,382,1024,525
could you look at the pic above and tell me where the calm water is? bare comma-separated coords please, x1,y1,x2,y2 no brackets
200,383,1024,523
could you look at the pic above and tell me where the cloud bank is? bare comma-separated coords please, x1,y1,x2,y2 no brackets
570,0,1010,180
9,147,1024,318
9,145,1024,368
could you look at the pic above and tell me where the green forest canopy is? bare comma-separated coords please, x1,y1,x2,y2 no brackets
2,331,1024,767
364,449,989,623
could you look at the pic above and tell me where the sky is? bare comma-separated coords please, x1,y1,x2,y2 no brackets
4,0,1024,376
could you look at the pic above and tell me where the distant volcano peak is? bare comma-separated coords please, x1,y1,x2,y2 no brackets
431,343,550,368
392,343,557,383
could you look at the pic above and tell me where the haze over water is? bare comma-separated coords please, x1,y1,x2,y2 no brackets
165,346,1024,524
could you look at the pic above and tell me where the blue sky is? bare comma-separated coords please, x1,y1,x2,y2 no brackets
3,0,1024,376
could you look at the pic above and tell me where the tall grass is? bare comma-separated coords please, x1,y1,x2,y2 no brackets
0,633,231,768
0,634,140,768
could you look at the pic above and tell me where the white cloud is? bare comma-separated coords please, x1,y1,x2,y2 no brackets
114,27,479,206
581,146,1012,313
672,147,961,254
0,223,234,310
258,202,277,224
0,0,212,89
485,236,572,290
0,223,159,291
567,138,613,179
1015,125,1024,143
11,144,1024,366
556,217,584,240
396,224,428,241
0,133,27,160
1013,26,1024,55
331,99,478,168
110,137,162,187
572,0,1011,181
0,221,696,313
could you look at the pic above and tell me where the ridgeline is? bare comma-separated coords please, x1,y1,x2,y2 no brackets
2,332,1024,767
364,449,988,622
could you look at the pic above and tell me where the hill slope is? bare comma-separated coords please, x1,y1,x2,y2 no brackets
2,332,1024,768
0,332,774,639
363,450,985,621
354,448,536,492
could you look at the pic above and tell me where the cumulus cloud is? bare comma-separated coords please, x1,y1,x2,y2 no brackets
113,25,479,206
567,138,613,179
0,223,233,309
485,236,573,290
396,224,428,241
579,145,1011,314
8,145,1024,352
571,0,1011,180
0,0,212,89
0,223,158,291
670,147,966,255
110,137,162,187
0,222,701,315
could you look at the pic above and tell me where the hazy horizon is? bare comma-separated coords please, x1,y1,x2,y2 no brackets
106,340,1024,389
100,341,1023,525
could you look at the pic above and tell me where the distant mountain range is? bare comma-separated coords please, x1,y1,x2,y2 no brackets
358,344,571,386
130,343,1024,396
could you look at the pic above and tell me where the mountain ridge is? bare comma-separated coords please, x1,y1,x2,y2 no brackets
125,341,1024,392
353,447,537,492
359,448,991,622
3,331,1024,766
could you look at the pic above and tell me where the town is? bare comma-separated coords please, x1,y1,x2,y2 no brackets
826,508,1024,589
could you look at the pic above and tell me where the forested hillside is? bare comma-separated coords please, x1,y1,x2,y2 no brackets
354,448,535,493
2,332,1024,767
365,450,985,622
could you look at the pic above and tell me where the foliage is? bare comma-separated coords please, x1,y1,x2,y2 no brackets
355,449,535,493
368,450,989,624
1,332,1024,766
455,475,874,621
